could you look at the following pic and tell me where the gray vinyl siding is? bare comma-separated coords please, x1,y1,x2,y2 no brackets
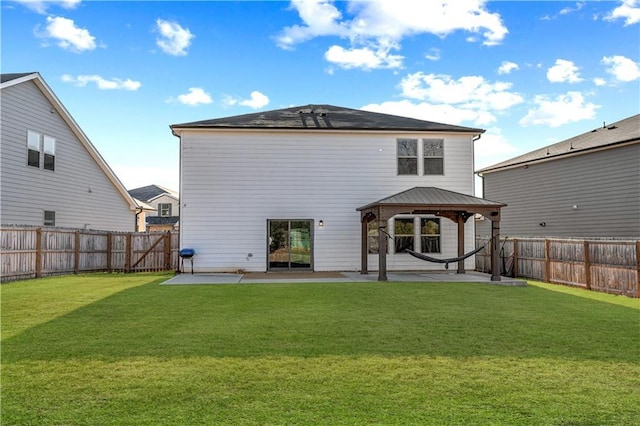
1,80,135,231
179,130,477,273
481,143,640,238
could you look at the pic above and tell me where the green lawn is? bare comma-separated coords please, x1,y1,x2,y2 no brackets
2,273,639,425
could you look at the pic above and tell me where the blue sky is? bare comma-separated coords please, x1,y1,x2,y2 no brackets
3,0,639,193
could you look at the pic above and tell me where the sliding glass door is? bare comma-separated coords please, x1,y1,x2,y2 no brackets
268,219,312,270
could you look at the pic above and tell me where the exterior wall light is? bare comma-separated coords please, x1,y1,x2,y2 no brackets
319,220,324,227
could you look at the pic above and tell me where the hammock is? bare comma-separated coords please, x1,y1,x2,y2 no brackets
404,240,490,270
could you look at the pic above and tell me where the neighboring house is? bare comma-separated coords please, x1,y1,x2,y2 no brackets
1,72,139,231
171,104,505,277
128,184,179,231
476,114,640,238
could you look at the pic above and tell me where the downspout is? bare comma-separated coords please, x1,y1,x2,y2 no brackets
472,133,482,197
135,207,144,232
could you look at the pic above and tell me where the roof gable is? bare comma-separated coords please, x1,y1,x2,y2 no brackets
171,104,484,133
1,72,138,211
478,114,640,174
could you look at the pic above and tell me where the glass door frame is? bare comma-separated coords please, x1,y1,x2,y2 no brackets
267,219,314,271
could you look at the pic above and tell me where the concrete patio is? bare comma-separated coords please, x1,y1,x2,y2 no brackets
162,271,527,286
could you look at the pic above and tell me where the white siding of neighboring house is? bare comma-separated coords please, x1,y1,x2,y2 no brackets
480,143,640,238
178,129,477,272
1,79,135,231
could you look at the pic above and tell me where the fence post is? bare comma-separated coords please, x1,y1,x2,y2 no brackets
106,233,112,272
125,233,132,273
544,239,550,283
163,231,171,270
74,231,80,274
35,228,42,278
512,238,518,278
636,240,640,298
584,241,591,290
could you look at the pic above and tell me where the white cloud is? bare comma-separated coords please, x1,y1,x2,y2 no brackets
276,0,508,70
559,2,585,16
39,16,96,52
361,100,496,127
593,77,607,86
324,43,403,70
224,91,270,109
602,55,640,82
15,0,80,14
399,72,524,115
497,61,518,75
424,48,440,61
175,88,212,106
604,0,640,25
240,91,270,109
155,19,194,56
519,91,599,127
276,0,347,48
546,59,583,83
61,74,141,90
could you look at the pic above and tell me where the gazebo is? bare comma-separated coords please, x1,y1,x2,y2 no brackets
357,187,506,281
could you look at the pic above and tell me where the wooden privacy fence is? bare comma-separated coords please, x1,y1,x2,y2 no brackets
476,237,640,298
1,226,180,282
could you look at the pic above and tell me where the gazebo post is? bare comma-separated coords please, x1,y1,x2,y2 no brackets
361,215,368,275
377,210,388,281
457,213,465,274
491,217,501,281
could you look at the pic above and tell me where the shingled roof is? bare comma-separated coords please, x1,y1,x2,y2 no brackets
128,184,178,202
171,104,484,133
477,114,640,174
1,73,37,84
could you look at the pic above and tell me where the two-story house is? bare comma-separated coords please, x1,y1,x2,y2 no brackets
1,72,139,231
128,184,180,231
171,105,505,280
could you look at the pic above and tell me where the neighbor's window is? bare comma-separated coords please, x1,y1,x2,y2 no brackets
44,210,55,226
423,139,444,175
27,130,56,171
394,218,414,253
397,139,418,175
28,130,41,168
367,221,379,254
420,218,441,253
43,135,56,171
158,203,172,217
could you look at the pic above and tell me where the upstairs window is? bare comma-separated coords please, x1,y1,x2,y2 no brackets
27,130,56,171
158,203,172,217
423,139,444,175
43,135,56,171
397,139,418,175
28,130,41,168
